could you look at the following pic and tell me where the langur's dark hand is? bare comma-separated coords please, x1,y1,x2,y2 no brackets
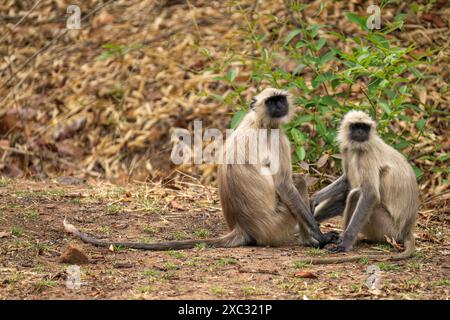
316,232,336,249
323,231,340,244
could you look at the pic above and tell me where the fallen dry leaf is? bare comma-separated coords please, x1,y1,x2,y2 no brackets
0,139,9,149
294,271,318,279
92,12,115,29
299,161,309,171
304,174,319,187
417,232,439,243
171,200,185,210
0,231,11,238
317,154,329,168
421,13,446,28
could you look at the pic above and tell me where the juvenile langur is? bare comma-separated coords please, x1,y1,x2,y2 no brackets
64,88,336,250
305,110,418,264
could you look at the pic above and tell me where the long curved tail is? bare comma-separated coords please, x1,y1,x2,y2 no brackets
302,234,416,265
63,219,248,250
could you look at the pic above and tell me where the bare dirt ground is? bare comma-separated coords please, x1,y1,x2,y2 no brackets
0,178,448,300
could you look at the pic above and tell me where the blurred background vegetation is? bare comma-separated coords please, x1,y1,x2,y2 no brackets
0,0,448,197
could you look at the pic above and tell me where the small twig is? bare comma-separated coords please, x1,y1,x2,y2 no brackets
309,166,338,181
423,189,450,205
360,87,377,120
409,148,435,161
238,267,280,275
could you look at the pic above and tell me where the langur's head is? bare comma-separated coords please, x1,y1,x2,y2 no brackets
251,88,293,127
338,111,376,150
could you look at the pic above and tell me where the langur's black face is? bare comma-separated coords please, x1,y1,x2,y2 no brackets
265,95,289,118
349,122,371,142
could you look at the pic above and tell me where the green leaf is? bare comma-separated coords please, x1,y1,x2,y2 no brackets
318,50,336,66
431,167,449,173
293,78,311,93
96,51,114,61
357,53,371,64
316,2,325,16
321,96,340,108
412,165,423,179
315,38,326,51
262,48,270,62
312,72,336,89
292,64,306,75
251,72,262,83
368,79,382,95
409,67,423,79
379,80,390,88
315,117,327,137
437,154,450,162
368,33,389,49
291,128,305,145
346,13,369,31
285,29,302,46
295,40,307,49
230,110,246,129
210,94,224,102
415,119,426,131
302,54,318,65
224,92,236,105
331,78,341,90
379,101,391,114
308,24,320,38
256,33,268,42
226,69,238,83
394,13,407,24
294,114,313,126
101,43,124,52
394,140,409,150
295,146,306,161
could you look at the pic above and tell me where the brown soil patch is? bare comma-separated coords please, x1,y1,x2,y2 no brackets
0,178,448,299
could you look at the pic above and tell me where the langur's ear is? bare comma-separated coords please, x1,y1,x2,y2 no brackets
250,98,257,110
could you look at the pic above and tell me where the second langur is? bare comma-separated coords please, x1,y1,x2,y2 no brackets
305,110,418,264
64,88,336,250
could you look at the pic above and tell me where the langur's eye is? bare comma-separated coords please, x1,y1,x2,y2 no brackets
250,98,257,110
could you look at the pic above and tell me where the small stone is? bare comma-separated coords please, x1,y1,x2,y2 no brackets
59,243,89,265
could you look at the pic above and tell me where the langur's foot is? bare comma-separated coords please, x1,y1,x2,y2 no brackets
328,238,352,253
317,232,338,249
328,245,346,253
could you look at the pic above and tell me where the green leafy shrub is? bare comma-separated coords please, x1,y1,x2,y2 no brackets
203,2,435,179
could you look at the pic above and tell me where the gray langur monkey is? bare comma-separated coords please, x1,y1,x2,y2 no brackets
63,88,336,250
304,110,418,264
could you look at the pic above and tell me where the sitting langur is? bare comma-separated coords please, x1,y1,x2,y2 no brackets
306,110,418,264
64,88,335,250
